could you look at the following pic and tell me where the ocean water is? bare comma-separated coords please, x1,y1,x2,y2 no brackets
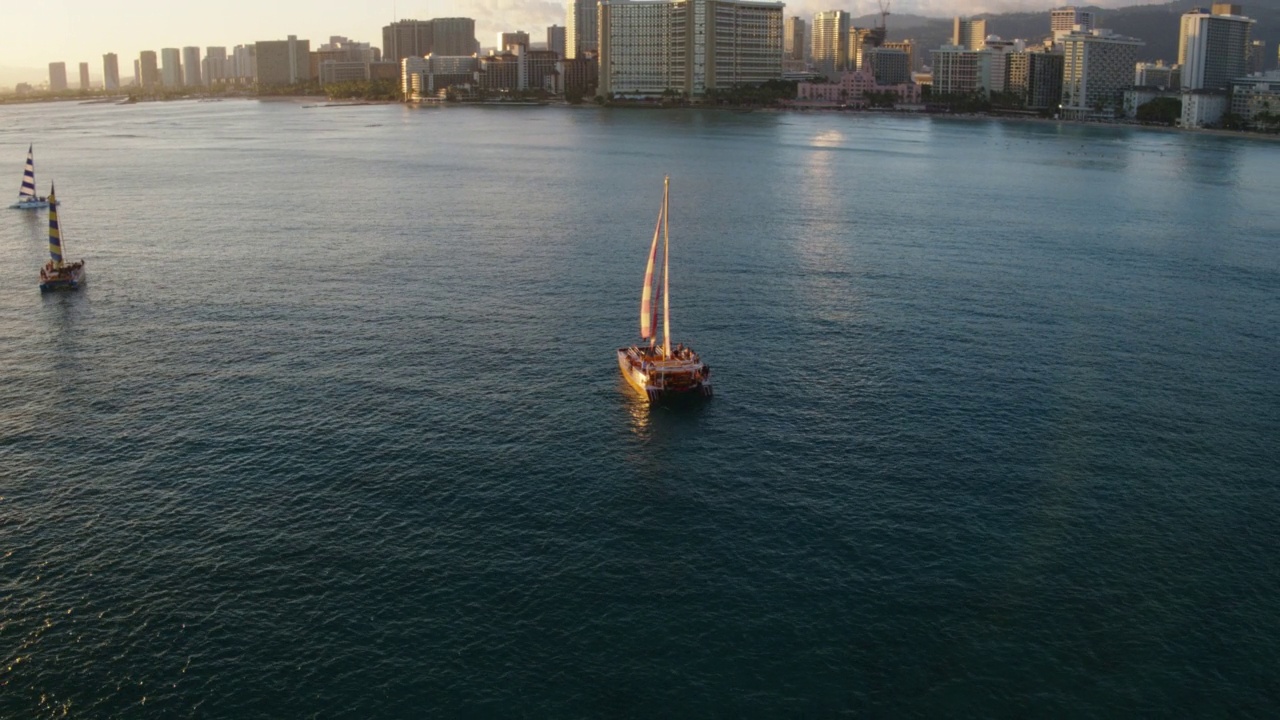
1,100,1278,717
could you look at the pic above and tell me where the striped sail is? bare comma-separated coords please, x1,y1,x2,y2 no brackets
639,199,664,341
19,145,37,200
47,185,62,264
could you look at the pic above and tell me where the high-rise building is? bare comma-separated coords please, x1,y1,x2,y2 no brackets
383,18,477,62
599,0,784,98
79,62,91,90
865,48,910,85
547,25,567,58
133,59,141,86
317,36,376,62
812,10,851,76
433,18,478,56
931,46,980,95
161,48,183,86
103,53,120,90
1179,7,1253,90
1051,7,1095,40
204,47,229,84
1247,39,1266,74
976,38,1024,96
255,36,312,85
1024,51,1065,109
384,19,432,61
1135,61,1179,88
499,32,530,52
849,27,883,71
1061,29,1143,119
784,16,806,61
233,45,257,81
479,52,521,91
139,51,160,88
566,0,598,59
182,46,203,86
953,17,987,51
48,62,68,91
520,47,560,90
883,40,917,72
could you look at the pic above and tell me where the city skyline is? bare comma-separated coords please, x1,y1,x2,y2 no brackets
2,0,1144,78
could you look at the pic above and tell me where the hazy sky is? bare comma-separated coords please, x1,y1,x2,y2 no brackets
3,0,1138,72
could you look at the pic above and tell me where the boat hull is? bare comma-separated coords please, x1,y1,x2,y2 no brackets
617,347,712,403
10,197,51,210
39,264,86,292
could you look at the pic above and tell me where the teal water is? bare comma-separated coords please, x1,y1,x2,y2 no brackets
1,100,1278,717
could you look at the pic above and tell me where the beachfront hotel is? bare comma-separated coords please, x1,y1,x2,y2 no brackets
1060,29,1143,120
1179,5,1254,91
598,0,784,99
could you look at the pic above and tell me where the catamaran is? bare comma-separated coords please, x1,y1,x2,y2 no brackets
10,145,53,209
38,185,86,292
617,176,712,403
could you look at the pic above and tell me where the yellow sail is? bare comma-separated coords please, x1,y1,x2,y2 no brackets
47,185,62,266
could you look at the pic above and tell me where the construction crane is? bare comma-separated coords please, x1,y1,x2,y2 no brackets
866,0,890,47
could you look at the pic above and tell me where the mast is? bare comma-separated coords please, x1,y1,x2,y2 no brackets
662,175,671,359
47,184,63,267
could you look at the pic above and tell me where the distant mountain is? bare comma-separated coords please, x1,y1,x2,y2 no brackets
0,66,47,89
862,1,1279,68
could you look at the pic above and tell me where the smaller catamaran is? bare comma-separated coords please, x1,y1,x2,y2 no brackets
10,145,53,209
38,185,86,292
617,176,711,402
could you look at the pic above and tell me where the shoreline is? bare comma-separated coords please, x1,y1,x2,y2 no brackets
6,92,1278,143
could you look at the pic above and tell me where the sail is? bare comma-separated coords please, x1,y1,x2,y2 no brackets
47,185,62,264
639,196,664,341
20,145,37,200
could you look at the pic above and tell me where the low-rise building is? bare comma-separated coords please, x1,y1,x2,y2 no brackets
1135,61,1180,89
319,61,373,84
402,55,478,99
556,56,598,97
1123,87,1180,118
796,67,921,107
1230,70,1280,124
1180,89,1229,127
